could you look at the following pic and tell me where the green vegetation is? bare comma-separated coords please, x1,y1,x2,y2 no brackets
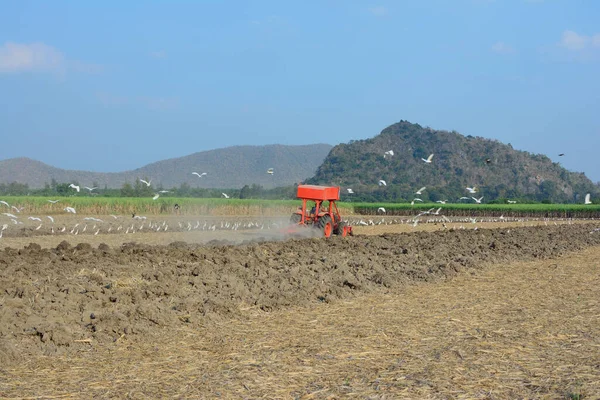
0,196,306,216
2,195,598,218
353,202,600,218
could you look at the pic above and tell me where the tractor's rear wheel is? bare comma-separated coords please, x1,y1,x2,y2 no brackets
290,213,302,224
334,221,348,237
318,215,333,238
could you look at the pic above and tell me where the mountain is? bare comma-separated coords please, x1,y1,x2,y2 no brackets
0,144,333,189
307,121,598,203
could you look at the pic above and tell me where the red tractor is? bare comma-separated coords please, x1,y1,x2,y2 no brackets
289,185,353,237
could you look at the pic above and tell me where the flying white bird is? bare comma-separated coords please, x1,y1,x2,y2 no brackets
422,154,434,163
11,206,23,213
347,188,354,194
47,199,60,204
585,193,592,205
84,187,97,192
192,172,207,178
377,207,386,213
507,200,517,204
139,179,152,187
413,198,424,202
415,186,426,195
159,190,170,193
267,168,274,175
472,196,484,204
378,180,387,186
64,207,76,214
459,197,470,200
466,187,477,194
69,184,80,192
47,216,54,223
0,200,9,207
28,216,42,222
436,200,447,204
222,193,230,199
152,193,160,200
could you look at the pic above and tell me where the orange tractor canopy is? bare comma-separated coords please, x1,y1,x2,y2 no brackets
289,185,353,237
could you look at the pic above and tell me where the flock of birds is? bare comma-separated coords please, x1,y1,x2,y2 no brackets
0,151,596,240
344,150,594,208
1,196,597,240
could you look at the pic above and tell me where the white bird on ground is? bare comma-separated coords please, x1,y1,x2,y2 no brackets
378,180,387,186
69,184,80,192
64,207,76,214
222,193,230,199
422,154,434,163
28,216,42,222
347,188,354,194
472,196,484,204
267,168,274,175
152,193,160,200
84,186,98,192
47,216,54,223
415,186,426,195
585,193,592,205
1,224,7,231
47,199,60,204
192,172,207,178
507,200,517,204
377,207,386,213
139,179,152,186
0,200,9,207
384,150,394,157
466,187,477,194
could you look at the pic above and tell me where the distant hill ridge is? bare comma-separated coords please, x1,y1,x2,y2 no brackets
0,144,333,189
307,121,598,203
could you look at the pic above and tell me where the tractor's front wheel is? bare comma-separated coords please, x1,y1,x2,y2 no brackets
318,215,333,238
334,221,348,237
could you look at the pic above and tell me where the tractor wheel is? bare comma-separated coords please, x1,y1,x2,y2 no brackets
318,215,333,238
290,213,302,224
334,221,348,237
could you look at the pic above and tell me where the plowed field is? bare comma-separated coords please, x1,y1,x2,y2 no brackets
1,218,600,398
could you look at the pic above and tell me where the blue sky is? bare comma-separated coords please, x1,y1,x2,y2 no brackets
1,0,599,181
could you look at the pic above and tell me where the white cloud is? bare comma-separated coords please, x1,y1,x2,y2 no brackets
0,41,103,75
559,30,589,51
491,41,515,55
369,6,388,16
558,30,600,52
0,42,65,73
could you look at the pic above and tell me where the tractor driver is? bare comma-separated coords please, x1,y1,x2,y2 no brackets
310,201,317,217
